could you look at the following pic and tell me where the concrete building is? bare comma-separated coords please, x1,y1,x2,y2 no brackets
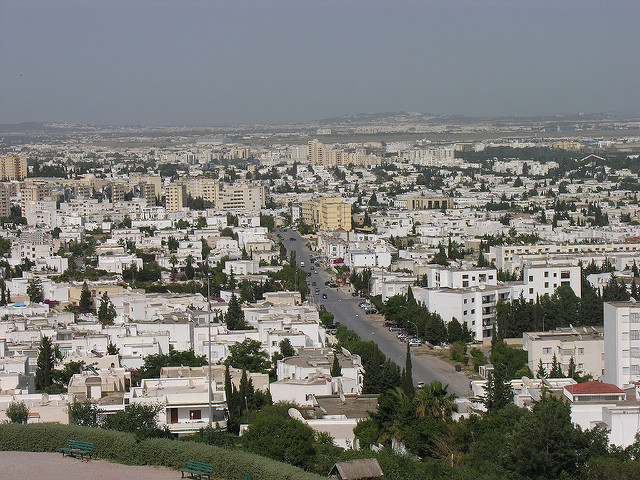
302,198,351,231
522,327,604,379
604,301,640,388
521,264,582,301
405,196,454,210
165,182,186,212
0,182,10,217
0,156,27,180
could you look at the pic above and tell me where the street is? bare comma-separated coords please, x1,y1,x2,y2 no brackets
277,229,472,397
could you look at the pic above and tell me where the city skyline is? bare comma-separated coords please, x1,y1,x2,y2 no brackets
1,0,639,126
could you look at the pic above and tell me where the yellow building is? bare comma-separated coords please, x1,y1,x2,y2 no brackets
0,156,28,180
0,183,11,217
165,182,186,212
302,198,351,231
405,196,453,210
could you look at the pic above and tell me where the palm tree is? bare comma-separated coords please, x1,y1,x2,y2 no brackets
414,381,458,421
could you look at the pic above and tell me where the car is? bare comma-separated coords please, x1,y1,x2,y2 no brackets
312,281,316,286
319,304,326,310
324,281,331,286
365,308,377,314
383,322,395,327
314,270,318,274
322,293,328,299
289,237,296,241
359,302,370,308
352,292,358,297
315,291,320,295
409,339,422,347
307,272,311,277
389,326,402,332
300,261,305,267
417,381,425,389
310,266,314,270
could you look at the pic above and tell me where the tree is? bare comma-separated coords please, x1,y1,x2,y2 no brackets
279,338,295,358
5,401,29,424
35,335,56,392
331,353,342,377
107,342,120,355
403,342,414,396
568,356,577,380
27,278,44,304
79,281,92,310
225,339,269,373
69,399,101,427
98,292,117,325
550,353,564,377
503,393,608,479
241,413,316,469
138,347,207,380
184,255,195,280
536,358,546,379
101,402,168,438
225,293,247,330
484,362,513,412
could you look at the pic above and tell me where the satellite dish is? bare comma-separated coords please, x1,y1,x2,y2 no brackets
288,408,306,422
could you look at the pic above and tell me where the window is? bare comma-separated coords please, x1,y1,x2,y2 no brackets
489,275,494,280
553,272,557,277
471,309,475,314
471,298,475,303
561,271,570,279
544,282,549,288
544,271,549,278
464,299,468,304
577,363,584,369
543,347,552,354
190,410,202,420
463,310,468,316
529,276,534,282
632,331,640,340
529,288,534,294
578,347,585,354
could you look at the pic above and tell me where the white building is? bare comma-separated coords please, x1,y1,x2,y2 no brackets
604,301,640,388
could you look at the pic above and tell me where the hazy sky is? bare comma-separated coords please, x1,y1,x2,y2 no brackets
1,0,638,126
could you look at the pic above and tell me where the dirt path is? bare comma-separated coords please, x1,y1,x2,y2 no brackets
0,451,182,480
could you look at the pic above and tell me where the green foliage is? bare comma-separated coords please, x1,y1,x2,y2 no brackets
225,339,270,373
483,362,513,412
0,423,326,480
5,401,29,424
242,413,316,469
330,354,342,377
489,339,528,380
35,335,56,392
225,293,247,329
279,338,295,358
79,281,92,310
101,403,170,439
138,347,207,381
97,292,117,325
27,278,44,303
68,400,101,427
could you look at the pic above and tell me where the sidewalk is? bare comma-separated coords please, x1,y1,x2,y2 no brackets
0,451,181,480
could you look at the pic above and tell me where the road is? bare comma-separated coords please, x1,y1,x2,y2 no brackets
277,229,471,397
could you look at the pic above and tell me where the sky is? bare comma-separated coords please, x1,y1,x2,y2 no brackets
0,0,638,126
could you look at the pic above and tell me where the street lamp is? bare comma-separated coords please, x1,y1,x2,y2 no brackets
408,320,419,339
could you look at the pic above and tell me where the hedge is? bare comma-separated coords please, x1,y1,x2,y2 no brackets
0,423,326,480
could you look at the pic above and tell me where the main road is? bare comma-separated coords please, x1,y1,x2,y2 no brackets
277,229,471,397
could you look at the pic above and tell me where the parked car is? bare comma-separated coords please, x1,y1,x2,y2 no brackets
312,282,317,286
417,381,425,389
322,293,327,299
389,326,402,332
325,281,331,286
365,308,377,314
319,304,326,311
290,237,296,241
409,339,422,347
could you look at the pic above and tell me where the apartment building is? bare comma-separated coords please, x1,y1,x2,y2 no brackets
0,156,27,180
214,182,264,211
521,264,582,300
604,301,640,388
165,182,186,212
405,196,454,210
0,183,10,217
302,198,351,231
307,139,381,167
424,266,497,289
414,284,513,341
523,327,604,379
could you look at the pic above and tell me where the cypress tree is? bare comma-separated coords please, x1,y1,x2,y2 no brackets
536,359,546,379
79,281,92,310
331,354,342,377
225,293,246,330
403,343,414,396
35,335,56,392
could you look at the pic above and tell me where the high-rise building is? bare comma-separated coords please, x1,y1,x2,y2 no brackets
604,301,640,388
307,139,381,167
165,183,186,212
0,183,11,217
0,156,28,180
302,198,351,231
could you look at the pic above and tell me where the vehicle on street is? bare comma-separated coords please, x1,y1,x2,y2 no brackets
319,304,326,310
322,293,327,299
409,339,422,347
389,326,402,332
307,272,311,276
312,281,316,286
300,261,305,267
417,381,425,389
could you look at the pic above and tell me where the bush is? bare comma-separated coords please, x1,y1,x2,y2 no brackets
0,423,326,480
5,401,29,424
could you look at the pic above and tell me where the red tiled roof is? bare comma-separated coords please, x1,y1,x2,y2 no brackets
565,381,624,395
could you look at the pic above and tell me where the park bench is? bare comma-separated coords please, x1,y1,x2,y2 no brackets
58,439,94,459
179,460,214,479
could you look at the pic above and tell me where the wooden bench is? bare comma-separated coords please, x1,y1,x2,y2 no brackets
58,439,94,459
179,460,214,479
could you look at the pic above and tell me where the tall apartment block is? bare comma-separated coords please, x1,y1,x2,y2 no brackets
165,183,186,212
0,183,11,217
604,301,640,388
0,156,28,180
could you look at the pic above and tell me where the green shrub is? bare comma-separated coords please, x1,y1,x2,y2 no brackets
5,401,29,424
0,423,325,480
